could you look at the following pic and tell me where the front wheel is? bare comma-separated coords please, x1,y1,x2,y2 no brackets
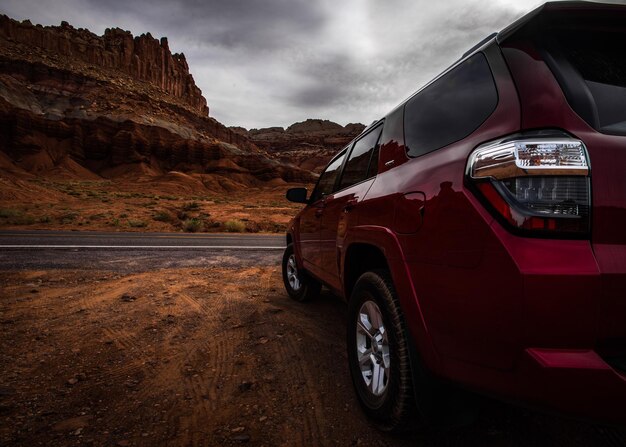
282,243,321,302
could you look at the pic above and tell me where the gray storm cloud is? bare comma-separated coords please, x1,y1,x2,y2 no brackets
1,0,558,128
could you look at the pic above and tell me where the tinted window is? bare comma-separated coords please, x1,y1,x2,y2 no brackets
404,53,497,157
339,126,382,190
375,106,405,174
547,29,626,135
379,106,404,150
311,150,347,202
367,143,380,178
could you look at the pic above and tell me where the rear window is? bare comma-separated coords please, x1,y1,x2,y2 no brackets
404,52,498,158
546,29,626,135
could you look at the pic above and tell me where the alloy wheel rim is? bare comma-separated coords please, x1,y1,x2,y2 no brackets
286,254,301,291
356,300,390,396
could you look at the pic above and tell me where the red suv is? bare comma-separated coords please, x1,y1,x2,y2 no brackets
282,1,626,431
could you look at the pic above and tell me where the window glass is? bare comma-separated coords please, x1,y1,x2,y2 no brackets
367,143,380,179
548,29,626,135
311,150,347,202
404,53,498,157
339,126,382,190
379,106,404,150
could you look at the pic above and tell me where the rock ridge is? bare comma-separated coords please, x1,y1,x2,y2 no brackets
0,14,208,116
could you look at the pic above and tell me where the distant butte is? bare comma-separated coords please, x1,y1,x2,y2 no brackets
234,119,366,173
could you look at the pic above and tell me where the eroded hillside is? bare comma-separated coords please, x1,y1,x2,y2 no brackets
0,15,315,194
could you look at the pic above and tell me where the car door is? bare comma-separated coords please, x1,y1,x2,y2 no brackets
319,124,383,290
299,150,347,276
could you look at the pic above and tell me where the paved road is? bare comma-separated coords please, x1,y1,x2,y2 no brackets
0,230,285,272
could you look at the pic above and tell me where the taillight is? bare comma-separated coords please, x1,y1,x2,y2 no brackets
467,132,590,236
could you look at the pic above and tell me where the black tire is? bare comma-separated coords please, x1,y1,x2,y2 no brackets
282,243,321,302
347,270,421,432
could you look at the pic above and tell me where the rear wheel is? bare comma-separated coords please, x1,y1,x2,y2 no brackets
282,243,321,302
347,270,478,432
347,270,421,432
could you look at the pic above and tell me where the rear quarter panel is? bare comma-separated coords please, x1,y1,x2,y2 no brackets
354,43,524,372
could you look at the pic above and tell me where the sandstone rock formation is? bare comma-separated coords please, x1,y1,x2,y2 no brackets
238,119,366,173
0,15,207,115
0,15,316,190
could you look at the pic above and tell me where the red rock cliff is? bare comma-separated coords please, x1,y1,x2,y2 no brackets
0,15,208,116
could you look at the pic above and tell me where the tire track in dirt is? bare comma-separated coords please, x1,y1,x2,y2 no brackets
250,277,353,447
273,334,326,446
128,270,250,446
238,267,330,446
166,267,283,446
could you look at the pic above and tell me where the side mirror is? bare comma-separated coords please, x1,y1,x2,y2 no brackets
286,187,308,204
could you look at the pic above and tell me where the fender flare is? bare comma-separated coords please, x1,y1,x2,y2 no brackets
342,225,442,374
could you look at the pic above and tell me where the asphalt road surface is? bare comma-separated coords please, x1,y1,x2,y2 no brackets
0,230,285,272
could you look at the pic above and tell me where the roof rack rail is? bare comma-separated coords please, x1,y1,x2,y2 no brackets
462,32,497,59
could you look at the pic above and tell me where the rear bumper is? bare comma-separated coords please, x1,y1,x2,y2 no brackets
520,348,626,425
440,346,626,426
411,220,626,425
485,228,626,424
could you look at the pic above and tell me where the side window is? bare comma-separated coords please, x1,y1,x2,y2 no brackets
339,125,383,190
375,106,405,175
311,150,347,202
367,143,379,179
404,52,498,158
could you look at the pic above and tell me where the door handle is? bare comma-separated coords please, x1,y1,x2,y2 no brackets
315,197,327,217
343,199,358,213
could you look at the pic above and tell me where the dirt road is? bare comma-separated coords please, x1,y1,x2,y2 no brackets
0,251,625,446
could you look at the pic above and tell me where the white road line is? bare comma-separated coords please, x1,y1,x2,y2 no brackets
0,233,283,239
0,245,284,250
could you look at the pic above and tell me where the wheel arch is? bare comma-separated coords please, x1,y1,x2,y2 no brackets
343,243,389,300
342,226,442,375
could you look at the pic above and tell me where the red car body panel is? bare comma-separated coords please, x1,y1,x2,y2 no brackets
287,2,626,425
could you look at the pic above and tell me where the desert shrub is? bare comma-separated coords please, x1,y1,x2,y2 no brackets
244,221,260,233
39,215,52,223
59,212,79,223
182,218,203,233
113,192,144,199
177,211,189,221
128,219,148,228
182,201,200,211
153,211,172,222
10,214,36,225
0,209,21,218
119,213,129,218
224,219,246,233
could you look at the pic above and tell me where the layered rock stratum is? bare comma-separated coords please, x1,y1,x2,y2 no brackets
234,119,366,173
0,15,318,194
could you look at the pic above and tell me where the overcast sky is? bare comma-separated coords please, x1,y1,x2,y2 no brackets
1,0,621,129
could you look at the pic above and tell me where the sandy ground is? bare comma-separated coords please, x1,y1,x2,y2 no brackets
1,265,625,447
